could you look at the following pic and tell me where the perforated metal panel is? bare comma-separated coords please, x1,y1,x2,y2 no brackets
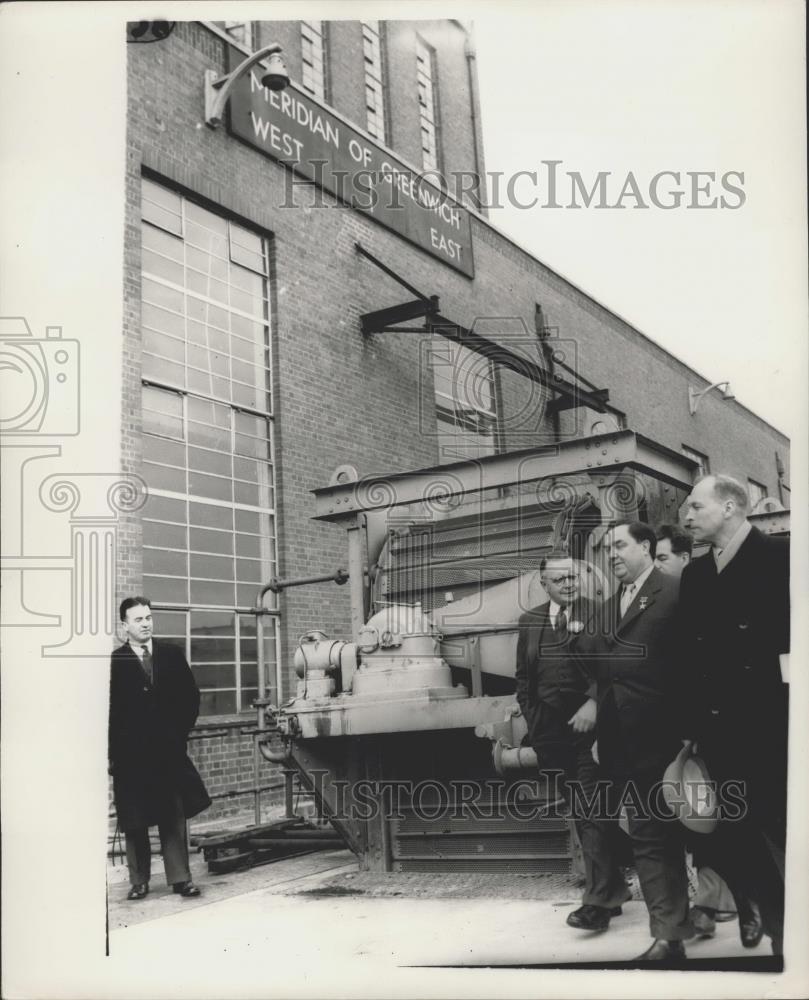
394,814,568,835
391,806,574,874
395,857,572,874
395,832,570,858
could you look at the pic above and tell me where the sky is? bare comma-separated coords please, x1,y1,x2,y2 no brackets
471,0,806,437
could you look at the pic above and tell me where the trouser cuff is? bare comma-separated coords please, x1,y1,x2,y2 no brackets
649,920,695,941
582,887,633,909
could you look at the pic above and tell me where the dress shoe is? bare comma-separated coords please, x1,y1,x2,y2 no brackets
691,905,716,937
737,898,763,949
172,880,201,897
126,883,149,900
633,939,686,965
566,904,622,930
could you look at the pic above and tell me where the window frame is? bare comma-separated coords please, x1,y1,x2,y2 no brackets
213,20,255,50
430,336,501,464
748,478,768,510
362,20,388,143
301,20,328,102
681,444,711,480
139,176,281,720
415,36,441,174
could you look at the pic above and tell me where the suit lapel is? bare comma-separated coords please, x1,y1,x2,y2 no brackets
617,569,661,634
120,642,151,688
715,525,761,581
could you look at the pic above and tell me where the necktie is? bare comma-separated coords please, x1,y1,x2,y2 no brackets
620,584,635,618
141,647,153,685
555,608,568,634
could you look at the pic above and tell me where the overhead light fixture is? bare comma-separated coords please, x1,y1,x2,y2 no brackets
204,44,289,129
688,381,735,415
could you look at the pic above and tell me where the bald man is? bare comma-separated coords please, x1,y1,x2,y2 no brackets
680,475,789,956
656,522,762,946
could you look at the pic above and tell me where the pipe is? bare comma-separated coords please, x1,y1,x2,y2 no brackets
265,568,349,593
492,740,538,776
283,768,295,819
254,585,273,734
258,741,293,764
464,33,484,213
252,736,261,825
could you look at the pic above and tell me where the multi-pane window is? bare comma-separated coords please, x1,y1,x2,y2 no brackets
748,478,768,510
682,445,710,480
151,608,278,717
139,177,279,716
301,20,327,100
362,20,386,142
216,21,254,49
416,38,440,172
431,337,499,463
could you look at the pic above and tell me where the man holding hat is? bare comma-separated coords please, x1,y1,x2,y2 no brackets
680,475,789,955
655,523,762,945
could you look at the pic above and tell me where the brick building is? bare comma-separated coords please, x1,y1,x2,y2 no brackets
122,19,789,827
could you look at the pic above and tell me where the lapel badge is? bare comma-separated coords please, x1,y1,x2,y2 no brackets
638,597,648,611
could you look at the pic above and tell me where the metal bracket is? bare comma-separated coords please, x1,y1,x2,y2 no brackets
546,387,609,416
360,296,440,335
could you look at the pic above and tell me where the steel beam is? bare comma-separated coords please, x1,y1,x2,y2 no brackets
360,296,439,335
312,430,694,522
429,313,610,415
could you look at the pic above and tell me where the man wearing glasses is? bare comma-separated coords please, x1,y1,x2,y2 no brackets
515,551,632,933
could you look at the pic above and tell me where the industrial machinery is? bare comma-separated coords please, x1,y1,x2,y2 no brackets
251,430,775,874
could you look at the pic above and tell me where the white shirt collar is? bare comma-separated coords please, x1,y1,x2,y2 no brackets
548,599,566,626
129,640,153,658
713,520,752,573
624,562,655,596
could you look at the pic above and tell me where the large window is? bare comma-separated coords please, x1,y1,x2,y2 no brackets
431,337,499,463
362,20,387,142
301,20,327,101
416,38,440,172
139,177,279,716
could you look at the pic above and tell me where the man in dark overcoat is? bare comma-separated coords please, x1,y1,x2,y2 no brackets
572,522,694,963
680,475,790,955
515,552,632,931
108,596,211,899
656,521,762,946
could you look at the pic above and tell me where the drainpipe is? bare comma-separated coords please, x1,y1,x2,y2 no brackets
464,32,486,215
252,581,280,823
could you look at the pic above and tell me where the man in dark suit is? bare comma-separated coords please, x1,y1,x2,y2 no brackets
515,552,632,932
656,522,763,946
573,522,694,963
680,475,789,955
108,596,211,900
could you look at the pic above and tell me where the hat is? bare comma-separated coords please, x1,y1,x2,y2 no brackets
662,742,718,834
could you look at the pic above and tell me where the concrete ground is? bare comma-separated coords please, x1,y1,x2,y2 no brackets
108,846,778,995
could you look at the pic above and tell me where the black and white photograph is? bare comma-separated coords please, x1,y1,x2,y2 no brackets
1,2,807,997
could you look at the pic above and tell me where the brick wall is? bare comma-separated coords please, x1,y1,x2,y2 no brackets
121,20,789,823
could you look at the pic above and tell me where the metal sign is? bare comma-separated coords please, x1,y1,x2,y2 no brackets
228,71,475,278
